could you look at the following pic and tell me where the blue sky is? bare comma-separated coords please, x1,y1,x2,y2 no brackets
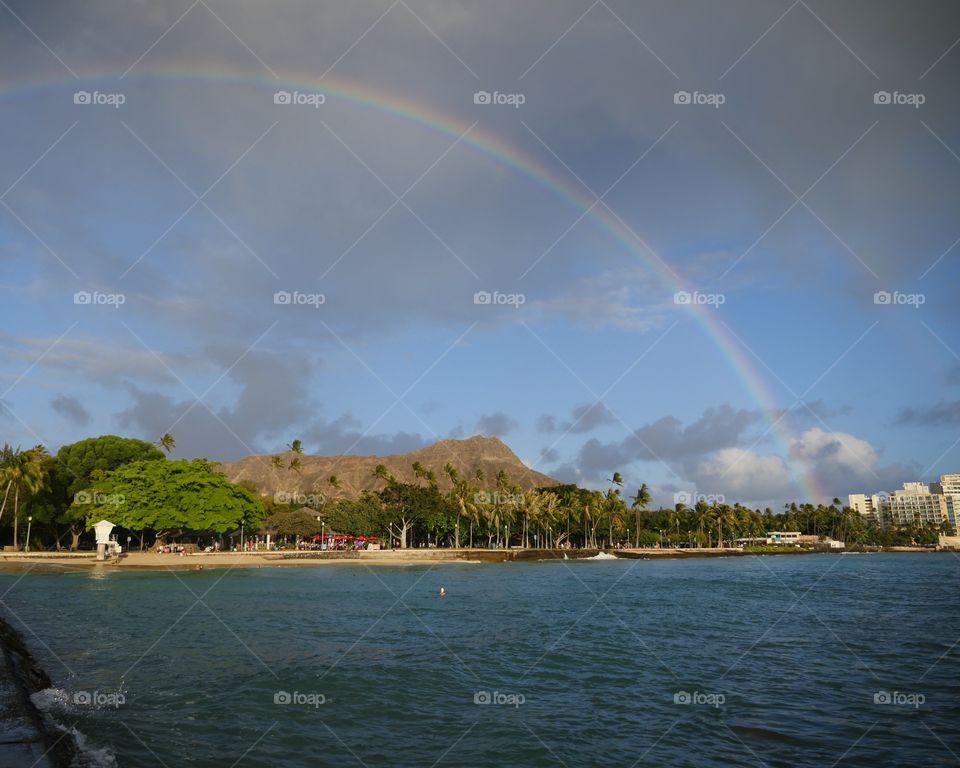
1,0,959,508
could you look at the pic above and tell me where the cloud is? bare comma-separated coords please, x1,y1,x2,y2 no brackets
786,428,921,498
564,401,617,433
790,399,853,422
475,412,518,436
895,401,960,426
539,447,560,464
577,405,761,473
789,427,879,481
51,395,91,426
538,402,618,435
0,334,185,386
303,413,430,456
531,269,668,332
694,448,795,501
536,414,557,433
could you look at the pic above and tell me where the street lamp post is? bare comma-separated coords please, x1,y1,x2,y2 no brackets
25,517,32,552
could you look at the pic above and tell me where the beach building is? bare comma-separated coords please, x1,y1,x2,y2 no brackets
879,483,949,529
939,474,960,494
766,531,801,545
848,494,879,525
849,475,960,534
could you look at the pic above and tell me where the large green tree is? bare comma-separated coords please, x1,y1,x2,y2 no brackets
48,436,165,549
74,458,264,536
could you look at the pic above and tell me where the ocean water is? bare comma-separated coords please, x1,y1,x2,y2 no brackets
4,553,960,767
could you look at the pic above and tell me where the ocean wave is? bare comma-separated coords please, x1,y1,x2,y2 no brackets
30,688,118,767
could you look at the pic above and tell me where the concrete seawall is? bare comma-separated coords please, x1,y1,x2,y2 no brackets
0,616,76,767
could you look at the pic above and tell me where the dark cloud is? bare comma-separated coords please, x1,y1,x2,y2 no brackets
539,446,560,464
896,401,960,427
303,413,429,457
537,401,617,435
796,400,853,421
475,412,518,436
578,405,761,473
563,402,617,434
51,395,91,426
536,414,557,433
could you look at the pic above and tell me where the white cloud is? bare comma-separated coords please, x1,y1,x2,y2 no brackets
695,448,794,502
790,427,878,477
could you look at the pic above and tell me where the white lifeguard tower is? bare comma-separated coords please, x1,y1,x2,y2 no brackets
93,520,122,560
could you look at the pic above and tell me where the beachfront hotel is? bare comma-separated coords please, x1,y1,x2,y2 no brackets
849,475,960,534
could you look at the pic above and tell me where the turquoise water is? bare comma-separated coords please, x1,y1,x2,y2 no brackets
5,554,960,767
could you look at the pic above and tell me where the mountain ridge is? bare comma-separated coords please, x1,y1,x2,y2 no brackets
216,435,560,499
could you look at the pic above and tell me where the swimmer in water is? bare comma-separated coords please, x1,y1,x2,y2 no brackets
439,587,446,597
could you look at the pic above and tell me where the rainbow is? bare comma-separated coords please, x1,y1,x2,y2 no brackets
1,63,825,502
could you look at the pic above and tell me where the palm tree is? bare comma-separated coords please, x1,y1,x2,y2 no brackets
5,447,46,549
630,484,651,548
444,463,464,548
327,475,341,497
0,444,17,523
288,439,303,454
270,456,283,470
288,457,302,475
157,433,176,453
694,500,710,547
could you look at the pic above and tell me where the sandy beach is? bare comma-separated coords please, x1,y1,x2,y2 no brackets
0,545,930,572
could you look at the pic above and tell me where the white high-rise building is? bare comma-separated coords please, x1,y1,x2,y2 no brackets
940,474,960,533
849,475,960,534
879,484,948,528
940,474,960,494
848,494,878,524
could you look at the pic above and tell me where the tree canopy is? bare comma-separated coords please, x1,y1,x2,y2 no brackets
74,458,264,534
55,435,165,498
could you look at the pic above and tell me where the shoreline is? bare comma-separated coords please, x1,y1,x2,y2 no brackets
0,615,77,767
0,545,946,572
